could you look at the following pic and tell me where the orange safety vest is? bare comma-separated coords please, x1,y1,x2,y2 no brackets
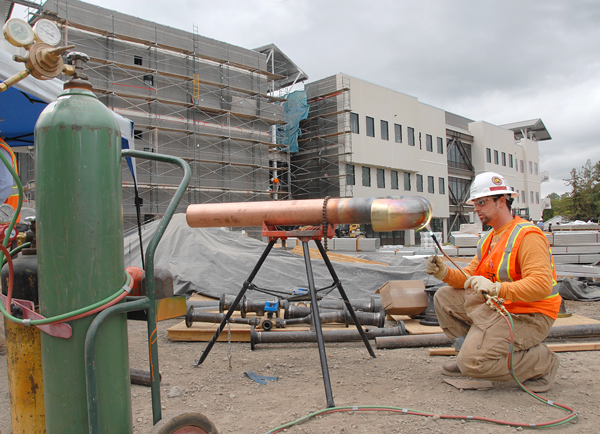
0,139,20,222
475,216,561,319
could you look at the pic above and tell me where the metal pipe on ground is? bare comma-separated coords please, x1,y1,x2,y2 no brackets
185,306,262,328
277,307,386,328
375,323,600,349
283,298,383,317
251,325,405,350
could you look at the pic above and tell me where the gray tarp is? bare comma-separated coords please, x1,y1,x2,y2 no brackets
557,278,600,302
124,214,439,300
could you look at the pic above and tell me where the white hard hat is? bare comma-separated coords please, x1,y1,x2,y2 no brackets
466,172,520,205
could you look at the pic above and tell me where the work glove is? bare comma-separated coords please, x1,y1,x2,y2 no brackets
464,275,502,298
425,255,448,280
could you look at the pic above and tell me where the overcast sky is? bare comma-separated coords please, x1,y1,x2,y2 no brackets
26,0,600,196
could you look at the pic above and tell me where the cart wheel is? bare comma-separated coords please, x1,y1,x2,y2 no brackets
148,412,218,434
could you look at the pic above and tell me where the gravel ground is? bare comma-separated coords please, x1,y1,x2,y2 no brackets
2,299,598,433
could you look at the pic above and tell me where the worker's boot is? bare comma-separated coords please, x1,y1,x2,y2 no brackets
522,357,559,393
441,360,464,377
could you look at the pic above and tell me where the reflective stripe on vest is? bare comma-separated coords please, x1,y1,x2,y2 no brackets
494,220,559,299
476,231,493,262
0,140,20,222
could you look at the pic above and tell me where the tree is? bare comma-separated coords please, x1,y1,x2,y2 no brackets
562,160,600,220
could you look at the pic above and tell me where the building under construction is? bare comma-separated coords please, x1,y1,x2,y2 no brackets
14,0,307,233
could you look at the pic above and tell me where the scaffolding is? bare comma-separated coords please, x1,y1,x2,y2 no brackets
292,75,352,199
16,0,306,233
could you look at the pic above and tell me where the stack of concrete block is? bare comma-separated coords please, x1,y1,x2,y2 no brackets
546,231,600,264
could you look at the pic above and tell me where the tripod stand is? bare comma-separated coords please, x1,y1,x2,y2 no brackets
194,223,376,408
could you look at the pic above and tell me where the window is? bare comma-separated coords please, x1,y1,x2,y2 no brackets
394,124,402,143
366,117,375,137
530,191,534,203
134,55,142,65
515,189,519,203
448,140,472,170
377,168,385,188
391,170,399,189
134,130,143,140
346,164,355,186
416,174,424,192
381,120,389,141
520,160,524,173
486,148,492,163
509,154,514,168
536,192,540,204
427,176,434,193
404,172,411,191
494,150,499,165
439,177,445,194
437,137,443,154
407,127,415,146
529,161,533,174
522,190,526,203
362,166,371,187
534,163,538,175
143,74,154,87
426,134,433,152
502,152,506,166
350,113,359,134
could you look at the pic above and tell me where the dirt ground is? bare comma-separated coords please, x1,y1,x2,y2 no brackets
1,299,599,433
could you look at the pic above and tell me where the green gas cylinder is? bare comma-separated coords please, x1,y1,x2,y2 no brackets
34,56,132,433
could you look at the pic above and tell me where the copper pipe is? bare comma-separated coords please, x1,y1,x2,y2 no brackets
186,197,432,232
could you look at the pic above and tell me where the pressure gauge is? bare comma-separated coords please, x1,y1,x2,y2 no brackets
33,19,61,46
0,204,15,224
3,18,35,48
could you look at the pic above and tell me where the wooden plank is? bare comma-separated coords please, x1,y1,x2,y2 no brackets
167,317,358,342
429,341,600,357
402,314,600,336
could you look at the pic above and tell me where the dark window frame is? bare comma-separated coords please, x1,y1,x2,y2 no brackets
417,174,424,192
362,166,371,187
391,170,399,189
439,177,445,194
502,152,506,166
426,134,433,152
437,137,443,154
346,164,355,185
394,124,402,143
380,120,389,141
494,150,499,165
404,172,411,191
377,168,385,188
407,127,415,146
350,113,359,134
486,148,492,163
134,55,143,65
427,175,434,193
366,116,375,137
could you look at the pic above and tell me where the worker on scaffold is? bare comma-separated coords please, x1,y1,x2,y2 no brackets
425,172,561,392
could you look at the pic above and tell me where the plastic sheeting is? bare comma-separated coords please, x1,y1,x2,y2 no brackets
558,278,600,301
124,214,439,299
277,90,308,153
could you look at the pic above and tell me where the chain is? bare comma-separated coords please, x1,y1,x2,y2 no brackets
322,196,330,251
227,319,232,371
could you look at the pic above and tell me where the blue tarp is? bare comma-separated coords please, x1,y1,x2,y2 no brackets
277,90,308,153
0,48,137,183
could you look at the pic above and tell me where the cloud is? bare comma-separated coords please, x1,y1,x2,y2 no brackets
79,0,600,198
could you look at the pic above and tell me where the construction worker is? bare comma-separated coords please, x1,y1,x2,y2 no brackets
425,172,561,392
0,137,18,355
0,138,17,210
